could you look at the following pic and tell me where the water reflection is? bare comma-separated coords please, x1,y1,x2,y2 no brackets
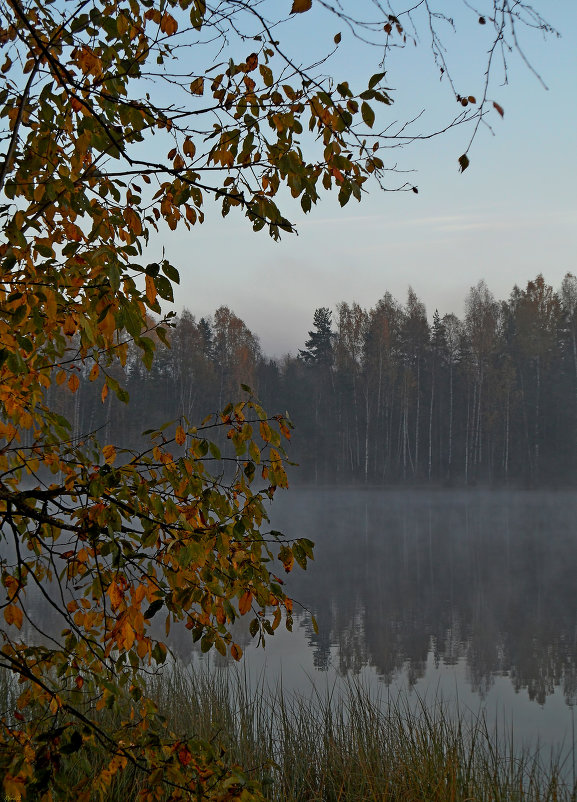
264,489,577,707
11,488,577,712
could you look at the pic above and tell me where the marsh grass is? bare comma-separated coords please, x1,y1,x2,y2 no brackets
149,663,575,801
2,662,575,801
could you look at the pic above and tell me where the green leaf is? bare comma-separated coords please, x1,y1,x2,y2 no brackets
161,261,180,284
361,102,375,128
143,598,164,619
368,71,386,90
154,274,174,302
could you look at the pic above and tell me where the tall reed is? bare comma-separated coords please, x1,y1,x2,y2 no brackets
150,663,574,801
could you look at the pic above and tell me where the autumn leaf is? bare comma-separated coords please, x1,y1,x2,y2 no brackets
177,744,193,766
4,604,23,629
291,0,312,13
123,207,143,236
183,138,197,157
68,374,80,393
160,12,178,35
102,445,117,464
238,590,252,615
493,101,505,117
145,274,157,306
245,53,258,72
107,581,123,609
175,425,186,446
119,619,135,650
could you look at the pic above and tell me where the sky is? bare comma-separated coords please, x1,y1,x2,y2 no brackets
146,1,577,357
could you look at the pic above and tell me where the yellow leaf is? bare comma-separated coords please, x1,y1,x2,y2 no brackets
145,274,157,306
4,603,23,629
291,0,312,13
3,775,25,800
102,444,116,465
107,581,123,610
119,619,135,650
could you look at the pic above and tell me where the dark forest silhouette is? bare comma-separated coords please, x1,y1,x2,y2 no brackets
49,272,577,487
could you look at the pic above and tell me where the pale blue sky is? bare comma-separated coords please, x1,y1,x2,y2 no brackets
146,1,576,356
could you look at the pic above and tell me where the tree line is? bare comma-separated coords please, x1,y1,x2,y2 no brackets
49,273,577,487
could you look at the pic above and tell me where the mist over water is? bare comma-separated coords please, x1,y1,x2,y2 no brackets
185,488,577,758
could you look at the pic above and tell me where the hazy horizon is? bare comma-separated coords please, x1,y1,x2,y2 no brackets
139,0,576,356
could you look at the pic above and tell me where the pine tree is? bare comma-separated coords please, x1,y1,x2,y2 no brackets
299,308,334,367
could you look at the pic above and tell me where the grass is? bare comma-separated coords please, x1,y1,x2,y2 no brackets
148,663,575,801
2,662,575,801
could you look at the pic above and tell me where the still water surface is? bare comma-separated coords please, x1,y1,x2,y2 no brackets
188,489,577,760
13,488,577,762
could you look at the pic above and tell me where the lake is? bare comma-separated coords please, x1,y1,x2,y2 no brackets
184,488,577,767
10,487,577,770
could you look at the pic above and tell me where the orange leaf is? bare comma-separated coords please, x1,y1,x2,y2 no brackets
68,374,80,393
160,12,178,35
493,101,504,117
101,383,109,403
89,363,99,381
231,643,243,661
123,207,142,236
178,744,192,766
175,425,186,446
245,53,258,72
238,590,252,615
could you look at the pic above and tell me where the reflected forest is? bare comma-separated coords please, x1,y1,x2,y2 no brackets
50,272,577,486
